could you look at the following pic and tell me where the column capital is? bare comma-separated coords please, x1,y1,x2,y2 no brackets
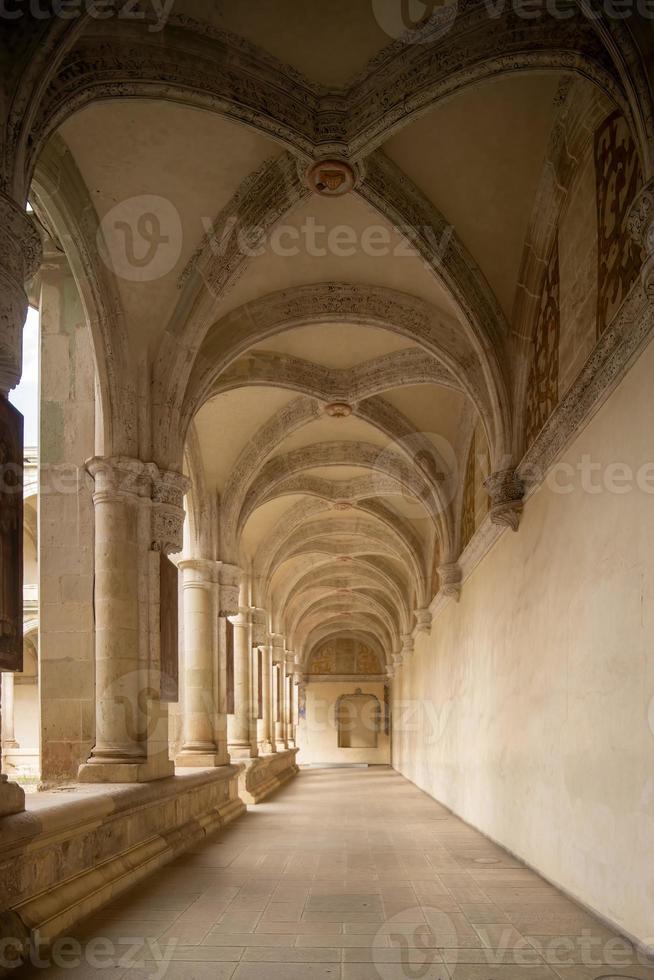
414,608,432,634
151,466,190,555
228,606,250,629
271,633,285,663
86,457,188,554
0,193,42,394
401,633,414,659
86,455,150,499
438,561,462,602
218,563,242,617
250,607,268,647
484,467,524,532
628,177,654,298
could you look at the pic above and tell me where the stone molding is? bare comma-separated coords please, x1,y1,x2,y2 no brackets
0,194,43,393
218,563,242,617
86,456,189,555
250,607,269,647
518,281,654,489
414,609,432,635
438,562,463,602
0,767,244,956
484,468,525,532
628,178,654,298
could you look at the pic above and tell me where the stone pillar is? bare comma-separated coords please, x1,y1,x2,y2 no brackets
285,651,295,747
227,607,257,759
259,643,274,753
78,457,182,783
78,457,148,780
272,634,287,749
1,672,18,748
217,563,240,764
176,559,222,767
38,254,95,787
0,193,41,818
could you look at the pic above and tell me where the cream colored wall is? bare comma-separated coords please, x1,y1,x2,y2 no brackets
393,335,654,946
298,681,390,765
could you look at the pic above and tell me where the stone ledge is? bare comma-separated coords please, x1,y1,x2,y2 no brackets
0,766,244,963
238,749,299,805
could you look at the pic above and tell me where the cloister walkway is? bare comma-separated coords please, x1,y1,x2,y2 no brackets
17,768,651,980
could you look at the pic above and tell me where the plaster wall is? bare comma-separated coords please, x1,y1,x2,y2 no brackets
299,680,390,765
392,335,654,945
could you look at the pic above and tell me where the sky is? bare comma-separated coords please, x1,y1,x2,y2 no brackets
8,307,39,448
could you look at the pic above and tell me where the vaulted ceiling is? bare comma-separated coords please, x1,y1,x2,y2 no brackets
23,0,652,669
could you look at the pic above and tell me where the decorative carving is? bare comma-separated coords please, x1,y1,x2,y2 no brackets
438,562,462,603
401,634,414,659
595,110,644,335
324,402,353,417
305,159,358,196
628,178,654,299
460,433,477,551
151,468,190,555
0,194,43,394
519,281,654,492
218,563,242,618
484,469,525,533
250,607,268,647
525,239,560,449
414,609,432,634
209,347,459,405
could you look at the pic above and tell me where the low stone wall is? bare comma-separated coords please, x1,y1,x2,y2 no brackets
238,749,299,805
0,766,244,965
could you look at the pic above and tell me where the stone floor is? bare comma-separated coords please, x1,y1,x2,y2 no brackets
14,767,654,980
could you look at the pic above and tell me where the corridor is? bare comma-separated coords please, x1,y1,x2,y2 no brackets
17,768,652,980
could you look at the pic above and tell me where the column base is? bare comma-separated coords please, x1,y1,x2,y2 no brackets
0,774,25,817
78,756,175,783
175,750,227,768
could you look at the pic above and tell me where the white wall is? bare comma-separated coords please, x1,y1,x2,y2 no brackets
299,681,390,765
393,336,654,946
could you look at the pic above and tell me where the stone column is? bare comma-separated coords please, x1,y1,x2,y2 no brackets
176,559,222,767
285,651,295,748
227,607,257,759
78,457,180,783
218,563,241,764
258,643,274,754
78,458,147,780
272,635,287,749
0,193,41,818
38,253,95,787
1,672,18,748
